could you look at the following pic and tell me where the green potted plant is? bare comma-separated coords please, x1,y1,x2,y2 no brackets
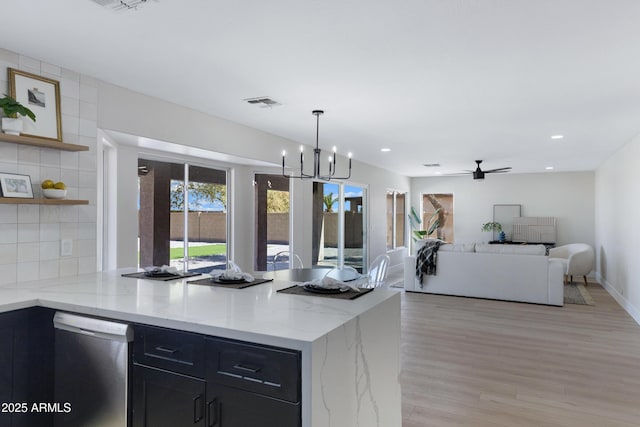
0,94,36,136
481,221,505,241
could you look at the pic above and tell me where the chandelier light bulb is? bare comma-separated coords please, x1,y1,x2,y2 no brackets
281,109,352,180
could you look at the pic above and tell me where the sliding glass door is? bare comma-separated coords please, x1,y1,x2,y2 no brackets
312,181,367,272
138,159,227,273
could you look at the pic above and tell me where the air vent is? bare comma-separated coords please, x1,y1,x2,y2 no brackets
90,0,151,11
244,97,282,108
423,163,441,167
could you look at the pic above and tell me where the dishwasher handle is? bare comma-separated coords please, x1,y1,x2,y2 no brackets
54,312,133,342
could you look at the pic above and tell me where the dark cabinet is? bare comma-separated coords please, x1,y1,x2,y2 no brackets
205,338,301,427
131,325,302,427
131,364,206,427
206,383,300,427
0,308,54,427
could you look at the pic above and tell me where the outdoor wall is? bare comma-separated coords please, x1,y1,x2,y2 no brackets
0,48,98,284
322,212,364,248
168,212,291,244
410,171,595,248
595,133,640,324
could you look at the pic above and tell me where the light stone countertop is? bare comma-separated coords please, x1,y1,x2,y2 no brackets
0,269,399,350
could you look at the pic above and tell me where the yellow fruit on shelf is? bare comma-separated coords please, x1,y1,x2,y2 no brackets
54,182,67,190
41,179,54,189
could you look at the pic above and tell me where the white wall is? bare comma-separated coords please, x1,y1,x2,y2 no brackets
95,80,410,273
0,48,98,284
410,172,595,247
595,134,640,324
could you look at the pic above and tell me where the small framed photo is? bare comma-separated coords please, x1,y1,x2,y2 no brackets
8,68,62,142
0,173,34,199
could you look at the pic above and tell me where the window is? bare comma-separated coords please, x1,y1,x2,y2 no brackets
387,191,406,250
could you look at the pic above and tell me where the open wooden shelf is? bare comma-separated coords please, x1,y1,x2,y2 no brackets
0,133,89,152
0,198,89,205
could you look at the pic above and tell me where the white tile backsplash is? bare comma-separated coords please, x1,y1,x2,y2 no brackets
78,257,96,275
0,142,18,163
18,146,40,164
41,149,61,168
17,242,39,262
78,222,97,240
17,223,39,243
59,206,79,223
60,223,78,239
60,169,79,187
17,261,39,282
0,205,17,223
0,244,17,265
0,264,17,285
39,241,59,261
1,49,98,284
59,258,78,277
39,260,59,279
77,239,97,257
0,224,17,244
18,205,39,223
60,151,79,170
40,223,60,242
61,95,80,117
40,205,61,223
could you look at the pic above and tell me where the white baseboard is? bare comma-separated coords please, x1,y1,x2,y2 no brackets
597,273,640,326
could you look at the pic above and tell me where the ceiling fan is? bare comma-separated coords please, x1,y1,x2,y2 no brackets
461,160,512,180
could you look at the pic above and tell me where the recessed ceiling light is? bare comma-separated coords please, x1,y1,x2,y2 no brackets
545,166,554,170
380,148,391,152
550,135,564,140
434,171,442,175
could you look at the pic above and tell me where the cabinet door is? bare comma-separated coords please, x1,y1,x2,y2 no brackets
206,384,300,427
132,364,206,427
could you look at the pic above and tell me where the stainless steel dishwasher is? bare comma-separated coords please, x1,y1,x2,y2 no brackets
53,312,133,427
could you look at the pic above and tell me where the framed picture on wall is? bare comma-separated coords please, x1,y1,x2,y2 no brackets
0,173,34,198
8,67,62,142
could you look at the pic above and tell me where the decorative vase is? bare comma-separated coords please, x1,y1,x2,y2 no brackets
1,118,23,135
499,231,506,242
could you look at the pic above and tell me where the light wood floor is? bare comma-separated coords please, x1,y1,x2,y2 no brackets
400,284,640,426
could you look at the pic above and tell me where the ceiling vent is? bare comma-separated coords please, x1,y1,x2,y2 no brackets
90,0,152,12
423,163,441,167
244,97,282,108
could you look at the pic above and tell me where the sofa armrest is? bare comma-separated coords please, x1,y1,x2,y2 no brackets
404,256,416,291
547,259,564,306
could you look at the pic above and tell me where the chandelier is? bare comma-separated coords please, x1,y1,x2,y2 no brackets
282,110,352,180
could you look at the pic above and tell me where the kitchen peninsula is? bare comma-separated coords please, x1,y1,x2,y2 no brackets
0,271,401,427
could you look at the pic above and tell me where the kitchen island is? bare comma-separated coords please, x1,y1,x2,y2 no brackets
0,270,401,427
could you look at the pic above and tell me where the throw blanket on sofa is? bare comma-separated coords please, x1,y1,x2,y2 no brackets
416,240,442,287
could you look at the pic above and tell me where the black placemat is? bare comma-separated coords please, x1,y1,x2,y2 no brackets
187,277,273,289
121,271,201,281
277,285,374,300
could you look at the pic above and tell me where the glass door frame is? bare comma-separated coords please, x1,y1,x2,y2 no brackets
312,179,368,272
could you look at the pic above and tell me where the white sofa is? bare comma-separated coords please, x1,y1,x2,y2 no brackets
403,242,564,306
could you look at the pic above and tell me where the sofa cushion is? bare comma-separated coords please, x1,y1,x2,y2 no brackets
439,243,476,252
475,243,546,255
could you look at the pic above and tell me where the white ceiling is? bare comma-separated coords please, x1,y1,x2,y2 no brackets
2,0,640,177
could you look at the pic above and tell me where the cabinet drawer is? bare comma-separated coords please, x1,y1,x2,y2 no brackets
134,325,205,378
206,338,300,403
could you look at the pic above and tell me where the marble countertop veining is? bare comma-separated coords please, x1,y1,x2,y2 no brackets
0,270,399,349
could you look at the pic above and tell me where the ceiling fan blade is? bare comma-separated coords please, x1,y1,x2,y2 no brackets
483,167,512,173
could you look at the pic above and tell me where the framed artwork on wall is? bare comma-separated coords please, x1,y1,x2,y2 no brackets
0,172,34,198
8,67,62,142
